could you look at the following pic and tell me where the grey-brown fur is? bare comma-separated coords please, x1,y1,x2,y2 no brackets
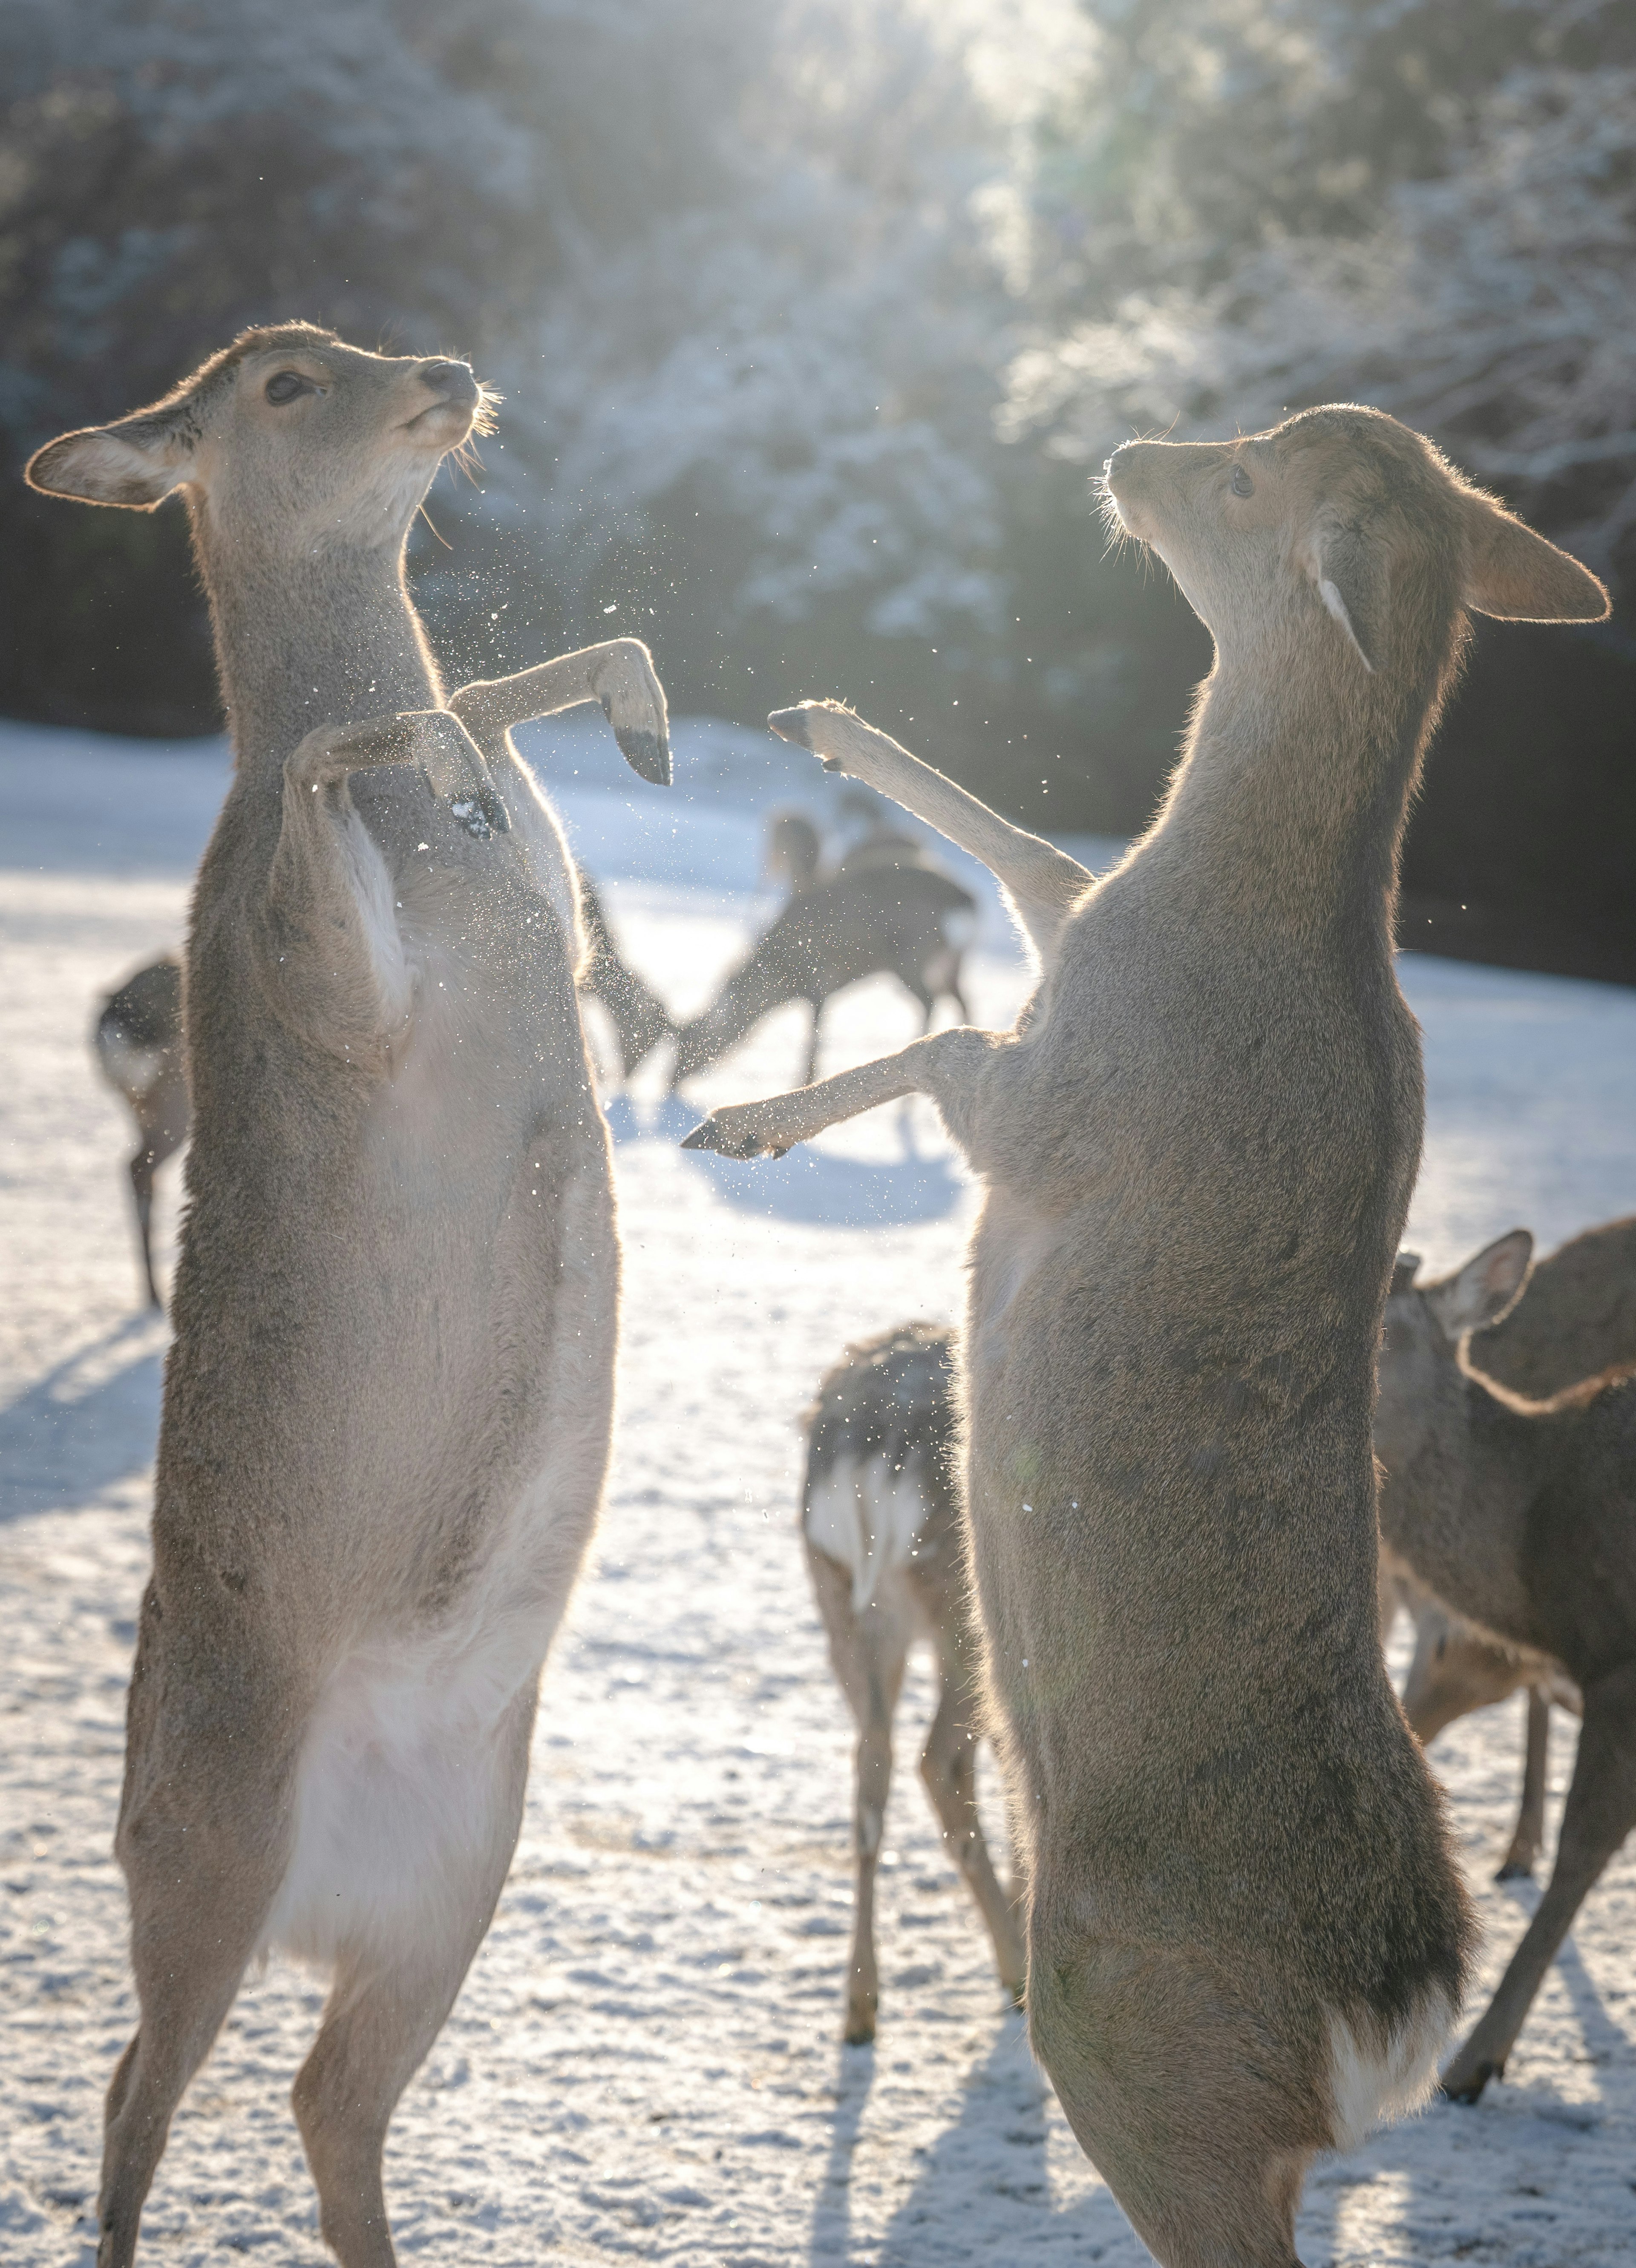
1377,1233,1636,2101
1382,1218,1634,1879
685,404,1607,2265
92,954,187,1308
576,869,673,1078
29,325,670,2268
671,857,974,1089
800,1322,1024,2042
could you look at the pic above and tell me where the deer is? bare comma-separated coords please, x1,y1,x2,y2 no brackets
800,1320,1024,2043
575,868,673,1081
683,405,1607,2266
1379,1215,1636,1880
1377,1233,1636,2104
26,322,671,2268
93,954,188,1309
670,854,974,1090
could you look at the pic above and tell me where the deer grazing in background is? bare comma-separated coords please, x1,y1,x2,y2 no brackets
686,405,1607,2265
1378,1234,1636,2104
671,844,974,1090
93,954,187,1309
801,1321,1024,2043
28,323,671,2268
1379,1213,1636,1880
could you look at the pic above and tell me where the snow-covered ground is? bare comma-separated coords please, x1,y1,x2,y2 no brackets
3,714,1635,2267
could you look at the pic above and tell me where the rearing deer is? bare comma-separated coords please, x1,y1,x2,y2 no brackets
28,324,670,2268
686,407,1606,2265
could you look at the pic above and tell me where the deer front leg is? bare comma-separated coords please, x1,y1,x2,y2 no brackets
769,701,1091,967
682,1027,998,1161
256,709,496,1064
449,637,671,785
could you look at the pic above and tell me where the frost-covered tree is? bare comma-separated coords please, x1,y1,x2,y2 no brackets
1002,0,1636,598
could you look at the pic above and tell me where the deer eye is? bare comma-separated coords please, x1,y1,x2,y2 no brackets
265,371,313,405
1230,463,1255,498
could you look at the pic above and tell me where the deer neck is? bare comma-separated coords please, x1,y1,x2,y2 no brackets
190,510,443,777
1156,619,1461,956
1381,1368,1546,1653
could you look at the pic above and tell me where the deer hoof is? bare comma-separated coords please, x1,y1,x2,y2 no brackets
766,704,814,749
1438,2057,1498,2106
614,724,671,786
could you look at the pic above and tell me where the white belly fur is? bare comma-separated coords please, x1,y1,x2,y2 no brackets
265,1440,601,1969
805,1452,932,1613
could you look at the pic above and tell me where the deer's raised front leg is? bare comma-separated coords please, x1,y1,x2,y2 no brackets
450,637,671,785
256,708,497,1064
682,1027,998,1161
769,701,1090,966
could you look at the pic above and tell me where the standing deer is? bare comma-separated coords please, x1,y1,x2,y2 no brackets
1378,1215,1634,1880
670,856,974,1089
93,954,187,1309
686,406,1606,2265
801,1321,1024,2042
1377,1235,1636,2102
27,323,670,2268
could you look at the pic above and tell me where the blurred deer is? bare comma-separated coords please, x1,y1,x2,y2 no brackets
801,1321,1023,2042
1379,1236,1636,2102
93,954,187,1309
1380,1212,1636,1878
576,870,672,1081
672,849,974,1089
688,406,1605,2262
30,323,670,2268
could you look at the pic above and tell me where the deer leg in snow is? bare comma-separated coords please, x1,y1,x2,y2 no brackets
802,998,825,1089
769,701,1090,967
682,1026,997,1161
1443,1665,1636,2102
920,1653,1025,2006
449,637,670,785
1496,1691,1551,1882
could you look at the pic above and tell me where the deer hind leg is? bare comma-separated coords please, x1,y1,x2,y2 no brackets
1026,1913,1319,2268
1443,1665,1636,2103
127,1145,160,1310
292,1686,535,2268
919,1634,1025,2006
769,702,1090,967
98,1670,298,2267
1496,1690,1551,1881
805,1542,912,2045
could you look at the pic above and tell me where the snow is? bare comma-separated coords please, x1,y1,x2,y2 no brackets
3,714,1635,2266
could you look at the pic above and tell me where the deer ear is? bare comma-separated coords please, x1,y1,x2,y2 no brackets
1426,1229,1533,1341
1461,491,1608,622
1302,518,1379,673
26,412,197,511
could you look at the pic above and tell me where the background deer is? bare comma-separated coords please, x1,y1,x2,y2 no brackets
801,1320,1023,2042
670,852,974,1089
1377,1234,1636,2103
28,323,670,2268
686,405,1606,2265
92,954,187,1309
1379,1214,1635,1879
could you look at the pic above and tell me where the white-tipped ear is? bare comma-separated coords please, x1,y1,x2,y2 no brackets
26,419,195,511
1426,1229,1533,1342
1302,520,1378,672
1461,491,1608,623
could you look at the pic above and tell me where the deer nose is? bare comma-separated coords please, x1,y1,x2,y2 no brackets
419,359,478,408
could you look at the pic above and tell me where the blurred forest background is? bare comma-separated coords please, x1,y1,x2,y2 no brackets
2,0,1632,976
